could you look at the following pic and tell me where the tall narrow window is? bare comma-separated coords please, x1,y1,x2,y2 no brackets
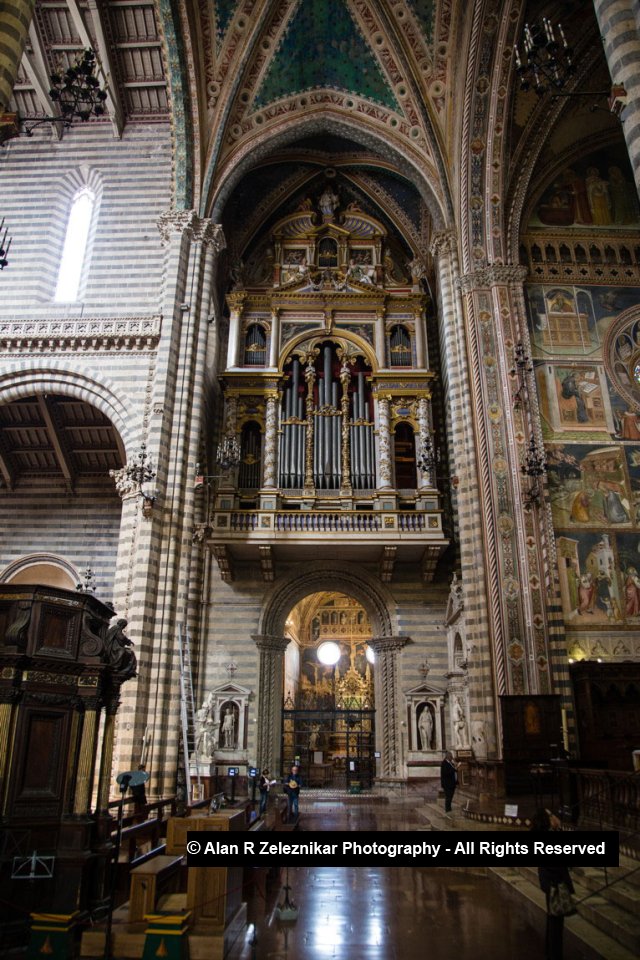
55,188,94,302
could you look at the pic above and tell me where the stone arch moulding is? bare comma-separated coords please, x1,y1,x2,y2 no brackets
0,554,79,589
259,561,396,640
603,303,640,411
0,361,135,457
206,113,449,231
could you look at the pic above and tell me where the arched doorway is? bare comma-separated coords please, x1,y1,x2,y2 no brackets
282,591,375,789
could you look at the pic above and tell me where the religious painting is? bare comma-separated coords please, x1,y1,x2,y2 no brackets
612,533,640,623
537,363,612,438
546,443,632,529
624,447,640,523
527,283,640,359
529,147,640,230
556,532,623,627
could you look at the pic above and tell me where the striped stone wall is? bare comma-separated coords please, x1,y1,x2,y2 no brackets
0,123,173,318
200,558,450,774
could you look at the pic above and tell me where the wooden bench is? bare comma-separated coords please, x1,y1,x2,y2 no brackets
128,853,184,922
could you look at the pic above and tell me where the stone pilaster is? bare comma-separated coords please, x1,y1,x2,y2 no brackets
253,635,290,773
368,636,409,777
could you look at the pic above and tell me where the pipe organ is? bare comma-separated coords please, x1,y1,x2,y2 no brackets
219,193,441,518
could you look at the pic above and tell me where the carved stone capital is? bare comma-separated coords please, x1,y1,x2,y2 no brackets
156,209,200,245
368,635,411,655
252,634,290,655
109,466,138,498
457,264,528,293
192,220,226,252
430,230,458,258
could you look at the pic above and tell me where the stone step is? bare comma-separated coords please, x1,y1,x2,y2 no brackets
518,866,640,956
572,865,640,912
492,867,638,960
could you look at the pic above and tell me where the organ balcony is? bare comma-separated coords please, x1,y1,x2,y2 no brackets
202,194,449,584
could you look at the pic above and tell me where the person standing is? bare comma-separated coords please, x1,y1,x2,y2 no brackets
258,768,275,817
440,750,458,815
532,809,574,960
284,764,301,821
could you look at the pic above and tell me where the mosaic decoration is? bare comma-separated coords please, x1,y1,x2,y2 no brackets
405,0,436,43
529,148,640,230
158,0,193,208
215,0,239,46
254,0,400,111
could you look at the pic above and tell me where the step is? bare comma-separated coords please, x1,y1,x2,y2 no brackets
573,865,640,912
518,866,640,956
491,867,638,960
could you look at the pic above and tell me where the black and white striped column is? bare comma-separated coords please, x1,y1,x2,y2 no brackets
593,0,640,195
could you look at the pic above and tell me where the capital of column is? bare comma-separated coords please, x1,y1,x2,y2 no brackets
156,211,226,251
368,635,411,655
109,466,139,499
253,634,290,655
457,264,528,294
430,230,458,258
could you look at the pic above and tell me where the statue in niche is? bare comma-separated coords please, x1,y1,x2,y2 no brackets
319,184,339,219
105,617,137,678
195,693,219,760
418,704,434,751
453,695,468,749
220,702,238,749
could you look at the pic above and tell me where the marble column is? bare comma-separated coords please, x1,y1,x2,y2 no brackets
368,636,409,778
593,0,640,195
253,635,290,773
269,309,280,368
262,393,279,488
376,396,393,490
417,396,434,490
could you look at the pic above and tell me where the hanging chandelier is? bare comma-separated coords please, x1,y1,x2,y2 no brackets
0,217,11,270
22,49,108,135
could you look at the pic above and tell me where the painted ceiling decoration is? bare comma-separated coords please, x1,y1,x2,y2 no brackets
215,0,240,48
253,0,401,111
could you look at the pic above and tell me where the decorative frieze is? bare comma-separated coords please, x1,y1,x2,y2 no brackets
0,317,162,353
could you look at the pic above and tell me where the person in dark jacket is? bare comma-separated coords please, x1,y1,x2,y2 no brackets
531,808,574,960
284,764,301,821
258,768,275,816
440,751,458,814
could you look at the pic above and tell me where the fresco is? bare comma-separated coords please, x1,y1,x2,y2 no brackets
536,363,613,439
529,148,640,230
526,283,640,358
557,531,625,626
547,443,634,530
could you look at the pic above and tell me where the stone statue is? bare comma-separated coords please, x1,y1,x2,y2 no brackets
220,705,236,749
309,723,320,752
453,695,468,749
195,693,218,760
418,704,433,751
105,617,137,678
319,185,339,219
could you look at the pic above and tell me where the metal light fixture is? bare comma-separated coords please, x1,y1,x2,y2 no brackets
215,436,241,472
521,435,546,506
22,49,108,136
125,442,156,515
511,342,533,406
76,566,97,594
515,19,575,96
515,18,626,115
0,218,12,270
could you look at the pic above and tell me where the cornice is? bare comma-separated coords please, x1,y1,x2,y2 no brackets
0,317,162,353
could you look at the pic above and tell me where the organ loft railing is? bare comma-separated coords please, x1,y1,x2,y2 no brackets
279,343,375,493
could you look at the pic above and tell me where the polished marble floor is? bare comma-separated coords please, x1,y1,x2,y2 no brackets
229,787,583,960
233,865,552,960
